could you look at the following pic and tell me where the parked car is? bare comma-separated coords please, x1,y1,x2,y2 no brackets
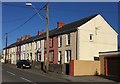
16,60,31,69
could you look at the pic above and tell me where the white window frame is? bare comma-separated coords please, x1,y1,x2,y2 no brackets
27,43,29,51
58,51,62,64
23,45,25,51
37,41,41,49
66,33,70,45
65,50,71,63
58,35,62,47
90,34,94,42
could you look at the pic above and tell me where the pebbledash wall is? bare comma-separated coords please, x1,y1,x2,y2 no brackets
69,14,118,76
2,14,118,76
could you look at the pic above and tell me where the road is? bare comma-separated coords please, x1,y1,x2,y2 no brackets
2,63,68,83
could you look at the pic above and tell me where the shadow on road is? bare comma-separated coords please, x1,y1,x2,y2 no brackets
101,75,120,82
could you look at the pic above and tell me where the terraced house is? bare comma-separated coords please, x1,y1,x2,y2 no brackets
3,14,118,76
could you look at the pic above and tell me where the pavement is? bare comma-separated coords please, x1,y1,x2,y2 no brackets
2,63,120,83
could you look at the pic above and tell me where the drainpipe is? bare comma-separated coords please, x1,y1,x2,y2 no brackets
76,29,78,60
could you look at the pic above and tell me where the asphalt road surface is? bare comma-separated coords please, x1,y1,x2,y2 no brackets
2,63,68,83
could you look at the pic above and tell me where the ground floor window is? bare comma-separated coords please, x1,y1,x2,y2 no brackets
30,53,32,61
58,51,62,64
36,52,41,61
49,51,54,62
27,53,29,60
65,50,71,63
94,57,99,61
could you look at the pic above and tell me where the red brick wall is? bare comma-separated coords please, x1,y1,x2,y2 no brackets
44,36,58,64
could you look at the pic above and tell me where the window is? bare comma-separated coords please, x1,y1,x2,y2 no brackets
21,45,22,51
94,57,99,61
49,51,54,62
23,45,25,51
58,35,62,47
65,50,71,63
49,38,53,47
66,33,70,45
90,34,94,41
37,41,41,49
30,53,32,61
12,48,13,52
27,53,29,60
27,44,29,50
25,44,27,51
30,43,32,50
36,52,41,61
58,51,62,64
34,42,37,50
17,46,19,51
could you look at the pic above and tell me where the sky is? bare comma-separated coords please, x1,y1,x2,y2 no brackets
1,2,119,51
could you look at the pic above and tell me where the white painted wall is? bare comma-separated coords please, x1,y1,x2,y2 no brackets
37,40,44,62
77,15,118,60
10,46,17,64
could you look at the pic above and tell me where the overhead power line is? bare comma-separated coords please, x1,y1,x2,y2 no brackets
0,3,47,41
7,3,47,34
2,15,32,23
7,13,37,34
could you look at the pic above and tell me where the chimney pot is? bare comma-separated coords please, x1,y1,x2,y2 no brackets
57,22,65,28
38,31,43,35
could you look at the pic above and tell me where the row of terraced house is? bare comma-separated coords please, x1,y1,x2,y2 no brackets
2,14,118,76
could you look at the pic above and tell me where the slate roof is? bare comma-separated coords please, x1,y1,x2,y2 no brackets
4,14,98,49
35,14,98,40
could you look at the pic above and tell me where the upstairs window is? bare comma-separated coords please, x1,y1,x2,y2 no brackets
66,33,70,45
37,41,41,49
30,43,32,50
58,35,62,47
49,38,53,47
35,42,37,50
90,34,94,41
27,44,29,51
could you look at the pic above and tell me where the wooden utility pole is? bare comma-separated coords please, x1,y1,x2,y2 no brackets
5,33,8,63
45,3,49,73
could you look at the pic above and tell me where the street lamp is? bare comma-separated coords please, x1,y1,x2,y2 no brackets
25,3,32,6
25,3,49,73
26,2,44,21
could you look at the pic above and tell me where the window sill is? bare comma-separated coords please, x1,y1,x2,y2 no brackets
89,40,94,42
58,46,62,48
66,44,70,47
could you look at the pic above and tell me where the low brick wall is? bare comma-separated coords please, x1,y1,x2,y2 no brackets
32,61,41,69
49,64,63,74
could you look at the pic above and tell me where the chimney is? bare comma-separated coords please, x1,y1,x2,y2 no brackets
57,22,65,28
25,35,31,40
21,36,26,41
38,31,43,35
17,38,21,42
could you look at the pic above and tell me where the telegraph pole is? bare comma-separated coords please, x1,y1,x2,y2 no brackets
5,33,8,64
45,3,49,73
